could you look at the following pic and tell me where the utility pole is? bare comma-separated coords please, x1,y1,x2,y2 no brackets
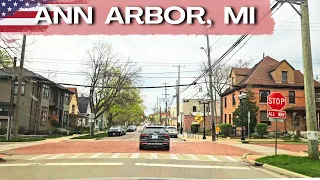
6,57,17,141
174,65,185,130
277,0,319,160
159,98,162,124
13,35,26,140
300,0,319,160
205,35,216,141
163,83,169,126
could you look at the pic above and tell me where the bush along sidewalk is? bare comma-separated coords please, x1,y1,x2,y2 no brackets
247,154,319,178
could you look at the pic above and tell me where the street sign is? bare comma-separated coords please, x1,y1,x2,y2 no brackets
267,92,286,110
269,118,284,122
195,114,203,123
267,110,286,119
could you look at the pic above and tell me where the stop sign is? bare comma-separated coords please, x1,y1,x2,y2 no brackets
267,92,286,110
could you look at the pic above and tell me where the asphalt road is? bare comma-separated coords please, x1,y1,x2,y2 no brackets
0,157,287,180
103,126,182,142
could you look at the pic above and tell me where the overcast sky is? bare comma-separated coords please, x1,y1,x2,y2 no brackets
19,1,320,115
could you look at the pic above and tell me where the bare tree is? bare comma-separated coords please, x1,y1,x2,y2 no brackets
85,42,141,135
202,59,253,124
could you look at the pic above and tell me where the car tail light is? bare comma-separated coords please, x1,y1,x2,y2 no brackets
164,134,170,139
140,134,148,137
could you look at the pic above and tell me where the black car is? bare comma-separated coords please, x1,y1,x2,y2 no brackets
139,126,170,151
108,126,124,136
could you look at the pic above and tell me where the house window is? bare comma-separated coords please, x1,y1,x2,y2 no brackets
282,71,288,83
289,91,295,104
232,94,236,106
259,90,270,103
72,105,75,114
224,97,227,107
64,94,69,105
40,107,48,127
192,106,197,112
14,81,25,95
60,95,64,106
229,114,232,124
260,111,271,126
42,85,49,99
224,114,227,123
0,107,9,116
37,85,41,97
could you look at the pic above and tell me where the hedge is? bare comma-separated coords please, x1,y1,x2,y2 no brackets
219,123,232,136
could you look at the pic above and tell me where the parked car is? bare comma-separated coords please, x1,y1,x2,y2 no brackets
127,125,136,132
139,126,170,151
108,126,124,136
165,126,178,138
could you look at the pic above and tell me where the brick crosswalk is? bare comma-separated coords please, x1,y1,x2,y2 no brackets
7,153,242,162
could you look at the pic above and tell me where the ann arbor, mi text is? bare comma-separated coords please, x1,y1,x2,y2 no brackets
34,6,256,25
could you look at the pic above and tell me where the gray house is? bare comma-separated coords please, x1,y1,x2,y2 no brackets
0,67,73,134
77,96,106,130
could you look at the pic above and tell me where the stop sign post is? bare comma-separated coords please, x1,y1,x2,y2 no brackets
267,92,286,156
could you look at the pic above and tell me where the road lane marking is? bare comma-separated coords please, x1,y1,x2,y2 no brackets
47,154,66,160
0,162,123,167
27,154,50,160
187,154,199,160
70,153,84,158
131,153,140,158
205,155,220,161
169,154,178,160
0,163,41,167
134,163,250,170
224,156,238,162
110,153,122,158
150,153,158,159
89,153,104,158
44,162,123,166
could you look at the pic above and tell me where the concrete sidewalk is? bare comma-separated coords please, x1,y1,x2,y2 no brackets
178,133,305,156
0,134,84,153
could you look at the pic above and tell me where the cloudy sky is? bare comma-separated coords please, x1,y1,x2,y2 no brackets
16,1,320,115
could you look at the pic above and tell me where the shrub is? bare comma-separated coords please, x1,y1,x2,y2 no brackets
257,123,268,136
219,124,232,136
251,133,260,139
191,124,200,133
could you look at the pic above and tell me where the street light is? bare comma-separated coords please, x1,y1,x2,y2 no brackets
199,100,210,140
238,93,247,141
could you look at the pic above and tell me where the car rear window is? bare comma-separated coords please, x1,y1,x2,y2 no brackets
143,127,165,133
110,127,120,130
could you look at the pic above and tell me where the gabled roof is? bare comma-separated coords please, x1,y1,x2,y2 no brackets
269,60,296,72
232,67,251,76
3,67,48,80
221,56,320,96
78,96,90,114
0,69,10,78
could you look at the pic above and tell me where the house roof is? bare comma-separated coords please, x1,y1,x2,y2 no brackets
3,67,48,80
232,68,251,76
78,96,89,114
222,56,320,96
1,67,74,94
67,88,77,94
0,69,10,78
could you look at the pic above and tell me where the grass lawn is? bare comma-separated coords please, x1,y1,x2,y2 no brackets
71,133,108,140
256,155,320,177
0,134,70,142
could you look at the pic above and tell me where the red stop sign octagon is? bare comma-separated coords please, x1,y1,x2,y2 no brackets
267,92,286,110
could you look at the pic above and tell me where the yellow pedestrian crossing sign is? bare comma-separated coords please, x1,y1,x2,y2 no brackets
195,114,203,123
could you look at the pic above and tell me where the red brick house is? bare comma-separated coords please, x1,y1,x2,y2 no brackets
221,56,320,132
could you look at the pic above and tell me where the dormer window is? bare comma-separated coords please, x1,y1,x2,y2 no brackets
282,71,288,83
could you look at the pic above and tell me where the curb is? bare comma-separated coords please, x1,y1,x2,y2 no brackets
177,136,186,141
242,153,310,178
